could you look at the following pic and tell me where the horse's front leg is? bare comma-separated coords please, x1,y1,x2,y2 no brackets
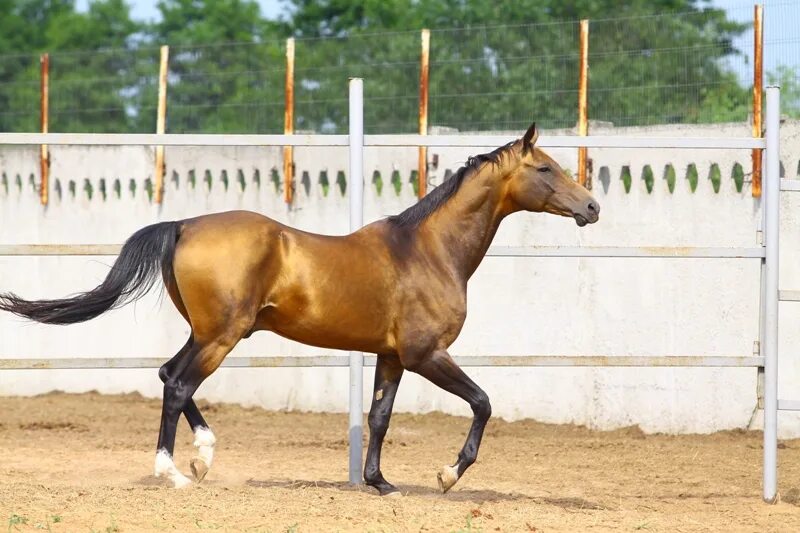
406,349,491,493
364,353,404,496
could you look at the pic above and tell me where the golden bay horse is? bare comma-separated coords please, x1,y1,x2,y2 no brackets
0,123,599,495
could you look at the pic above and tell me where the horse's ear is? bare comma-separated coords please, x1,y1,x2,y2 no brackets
522,122,538,154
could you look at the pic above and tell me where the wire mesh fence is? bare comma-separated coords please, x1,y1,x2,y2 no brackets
0,5,797,135
295,31,420,134
429,21,581,132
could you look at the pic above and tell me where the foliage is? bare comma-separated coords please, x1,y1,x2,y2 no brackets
768,65,800,118
0,0,140,132
0,0,772,134
149,0,286,133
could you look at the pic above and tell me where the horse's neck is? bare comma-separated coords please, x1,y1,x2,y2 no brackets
422,165,509,281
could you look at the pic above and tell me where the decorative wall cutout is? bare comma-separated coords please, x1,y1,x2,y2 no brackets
642,165,654,194
391,169,402,195
336,170,346,195
732,163,744,193
663,164,676,194
319,170,330,196
4,159,800,203
709,163,721,193
410,170,419,197
620,165,632,193
686,164,698,193
598,166,610,193
270,167,280,193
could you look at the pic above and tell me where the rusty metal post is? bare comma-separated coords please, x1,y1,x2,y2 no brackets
39,53,49,206
577,20,589,187
284,37,295,204
752,5,764,198
418,29,430,198
154,45,169,204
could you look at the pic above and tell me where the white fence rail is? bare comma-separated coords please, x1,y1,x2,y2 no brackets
0,132,767,149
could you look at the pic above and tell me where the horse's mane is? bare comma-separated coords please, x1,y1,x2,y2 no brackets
387,141,517,228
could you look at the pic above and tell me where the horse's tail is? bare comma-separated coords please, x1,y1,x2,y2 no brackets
0,221,180,325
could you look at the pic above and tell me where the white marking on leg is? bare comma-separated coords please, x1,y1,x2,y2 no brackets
193,427,216,468
154,449,192,488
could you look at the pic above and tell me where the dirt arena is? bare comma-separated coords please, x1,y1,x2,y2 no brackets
1,392,800,532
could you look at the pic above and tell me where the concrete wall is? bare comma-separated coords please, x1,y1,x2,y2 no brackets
2,121,800,436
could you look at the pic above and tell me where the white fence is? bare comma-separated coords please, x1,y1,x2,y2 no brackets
0,81,792,503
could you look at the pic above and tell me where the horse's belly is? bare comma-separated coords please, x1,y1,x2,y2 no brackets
256,302,394,354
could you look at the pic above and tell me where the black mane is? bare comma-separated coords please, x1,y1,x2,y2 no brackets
387,141,516,228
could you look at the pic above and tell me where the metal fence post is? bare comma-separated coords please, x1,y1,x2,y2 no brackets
762,85,780,503
154,45,169,204
418,29,430,198
577,20,589,187
348,78,365,485
39,53,49,206
283,38,295,204
752,4,764,198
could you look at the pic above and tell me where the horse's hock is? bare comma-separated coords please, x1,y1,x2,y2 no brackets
1,119,799,441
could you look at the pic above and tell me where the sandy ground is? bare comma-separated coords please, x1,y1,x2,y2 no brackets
1,392,800,532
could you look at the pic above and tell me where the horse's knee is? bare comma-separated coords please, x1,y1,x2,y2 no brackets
368,409,390,438
471,391,492,422
163,378,191,416
158,364,170,383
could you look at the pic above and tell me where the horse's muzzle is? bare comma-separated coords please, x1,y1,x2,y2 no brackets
574,200,600,226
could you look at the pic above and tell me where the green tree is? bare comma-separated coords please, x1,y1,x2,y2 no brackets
0,0,140,132
281,0,749,132
147,0,286,134
768,66,800,119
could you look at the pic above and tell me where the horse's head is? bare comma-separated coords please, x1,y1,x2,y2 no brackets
505,122,599,227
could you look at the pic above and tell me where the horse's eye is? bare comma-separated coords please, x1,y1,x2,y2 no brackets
537,166,551,173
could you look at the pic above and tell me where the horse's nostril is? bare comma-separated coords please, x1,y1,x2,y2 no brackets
587,201,599,214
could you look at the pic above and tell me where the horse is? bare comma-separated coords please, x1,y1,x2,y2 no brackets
0,123,599,495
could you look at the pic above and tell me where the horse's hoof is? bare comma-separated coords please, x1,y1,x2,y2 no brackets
384,490,403,498
173,474,193,489
155,450,193,488
190,458,209,482
437,464,459,493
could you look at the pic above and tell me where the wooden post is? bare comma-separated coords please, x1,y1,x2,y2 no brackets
418,29,430,198
577,20,589,187
752,4,763,198
154,45,169,204
39,53,49,206
284,37,295,204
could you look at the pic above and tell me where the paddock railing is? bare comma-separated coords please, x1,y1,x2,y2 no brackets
0,82,791,504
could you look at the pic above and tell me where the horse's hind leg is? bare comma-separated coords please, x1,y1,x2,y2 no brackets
364,354,404,496
158,335,216,482
406,350,491,493
154,328,245,488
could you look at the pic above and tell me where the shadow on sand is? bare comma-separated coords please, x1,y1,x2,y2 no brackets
244,478,608,509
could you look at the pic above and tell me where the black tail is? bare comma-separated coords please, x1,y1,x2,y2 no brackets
0,221,180,325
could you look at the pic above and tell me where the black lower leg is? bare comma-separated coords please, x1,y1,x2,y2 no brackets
159,337,210,433
156,346,205,456
364,354,404,495
411,350,492,480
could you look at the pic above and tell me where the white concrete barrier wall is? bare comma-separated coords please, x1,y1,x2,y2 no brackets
2,121,800,437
